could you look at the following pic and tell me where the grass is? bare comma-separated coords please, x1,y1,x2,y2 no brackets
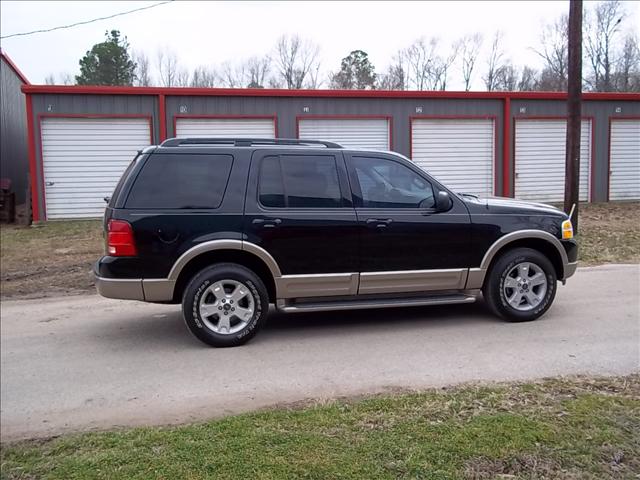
0,202,638,300
0,220,102,299
576,201,640,266
1,376,639,479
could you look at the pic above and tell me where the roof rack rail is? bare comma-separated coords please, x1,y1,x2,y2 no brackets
160,137,343,148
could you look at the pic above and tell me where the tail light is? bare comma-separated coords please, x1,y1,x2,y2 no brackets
107,220,137,256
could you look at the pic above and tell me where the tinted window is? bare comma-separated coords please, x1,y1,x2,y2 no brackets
352,156,434,208
259,156,285,208
126,153,233,209
258,155,342,208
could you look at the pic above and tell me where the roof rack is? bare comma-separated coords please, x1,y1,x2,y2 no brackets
160,137,343,148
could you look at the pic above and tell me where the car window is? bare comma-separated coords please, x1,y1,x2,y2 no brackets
258,154,342,208
352,156,435,209
259,156,285,208
125,153,233,209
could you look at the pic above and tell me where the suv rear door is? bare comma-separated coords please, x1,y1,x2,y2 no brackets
244,149,358,280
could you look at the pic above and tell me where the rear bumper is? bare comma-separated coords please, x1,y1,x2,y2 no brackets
94,260,175,301
95,274,145,300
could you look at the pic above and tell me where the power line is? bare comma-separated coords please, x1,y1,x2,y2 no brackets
1,1,174,40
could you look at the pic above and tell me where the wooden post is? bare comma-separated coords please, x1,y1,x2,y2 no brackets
565,0,583,232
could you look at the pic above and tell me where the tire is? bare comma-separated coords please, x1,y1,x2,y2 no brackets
482,247,557,322
182,263,269,347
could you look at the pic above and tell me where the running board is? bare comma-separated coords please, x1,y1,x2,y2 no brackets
276,293,477,313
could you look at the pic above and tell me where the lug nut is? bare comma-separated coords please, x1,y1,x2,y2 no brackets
218,306,222,310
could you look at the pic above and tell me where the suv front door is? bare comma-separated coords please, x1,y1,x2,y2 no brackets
346,153,472,295
245,149,359,298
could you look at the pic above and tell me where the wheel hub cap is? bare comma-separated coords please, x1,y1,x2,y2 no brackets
198,279,255,334
503,262,548,312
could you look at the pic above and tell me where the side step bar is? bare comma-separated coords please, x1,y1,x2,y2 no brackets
276,293,477,313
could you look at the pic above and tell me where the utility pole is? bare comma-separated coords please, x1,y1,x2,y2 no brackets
565,0,583,232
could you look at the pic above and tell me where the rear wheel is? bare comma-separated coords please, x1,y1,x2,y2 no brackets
182,263,268,347
483,248,557,322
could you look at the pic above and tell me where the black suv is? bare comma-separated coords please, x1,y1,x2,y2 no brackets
96,138,578,347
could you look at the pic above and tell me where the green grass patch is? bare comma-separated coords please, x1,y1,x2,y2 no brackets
2,376,638,479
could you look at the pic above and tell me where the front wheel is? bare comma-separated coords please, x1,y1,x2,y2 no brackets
182,263,268,347
483,248,557,322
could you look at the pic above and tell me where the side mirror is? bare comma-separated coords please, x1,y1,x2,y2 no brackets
435,191,453,212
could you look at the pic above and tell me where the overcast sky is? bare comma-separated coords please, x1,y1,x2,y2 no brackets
1,0,639,90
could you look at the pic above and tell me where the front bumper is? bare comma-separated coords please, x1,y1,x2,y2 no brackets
563,261,578,279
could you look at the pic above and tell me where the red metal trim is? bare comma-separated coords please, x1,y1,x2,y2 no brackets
409,115,499,196
512,115,595,201
502,97,511,197
172,114,278,138
294,115,394,150
1,50,30,85
606,115,640,201
158,94,167,142
25,95,40,221
19,84,640,102
35,114,153,220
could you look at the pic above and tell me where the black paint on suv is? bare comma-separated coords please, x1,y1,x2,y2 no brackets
96,138,578,347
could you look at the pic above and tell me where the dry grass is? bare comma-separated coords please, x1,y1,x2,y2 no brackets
577,201,640,265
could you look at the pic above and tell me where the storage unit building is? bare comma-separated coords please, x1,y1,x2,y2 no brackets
1,51,30,205
608,118,640,200
514,118,592,202
20,83,640,221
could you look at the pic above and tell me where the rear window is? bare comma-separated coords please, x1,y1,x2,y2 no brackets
108,154,141,208
125,153,233,209
258,154,342,208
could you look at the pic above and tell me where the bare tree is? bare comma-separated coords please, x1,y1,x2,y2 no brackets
377,51,408,90
245,56,271,88
157,49,179,87
494,63,519,91
612,34,640,92
60,73,74,85
190,66,218,87
45,74,56,85
133,51,152,87
483,31,506,91
176,68,190,87
518,66,539,91
404,38,438,90
274,34,320,89
458,33,483,90
585,0,625,91
533,14,569,91
220,61,246,88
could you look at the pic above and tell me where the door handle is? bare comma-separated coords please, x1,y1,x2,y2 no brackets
252,218,282,228
366,218,392,228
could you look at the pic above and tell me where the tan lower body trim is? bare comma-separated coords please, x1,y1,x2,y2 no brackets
276,273,359,299
142,279,176,301
465,268,486,289
358,269,468,295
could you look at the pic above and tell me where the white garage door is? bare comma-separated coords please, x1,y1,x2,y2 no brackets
609,119,640,200
175,118,275,138
514,119,591,202
41,117,151,219
298,118,390,149
411,119,494,197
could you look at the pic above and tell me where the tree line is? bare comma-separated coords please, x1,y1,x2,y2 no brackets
48,0,639,92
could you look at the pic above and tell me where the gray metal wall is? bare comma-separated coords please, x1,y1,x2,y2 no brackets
165,95,505,191
511,99,640,202
0,57,28,203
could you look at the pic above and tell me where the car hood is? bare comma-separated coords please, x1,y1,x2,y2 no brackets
461,195,568,217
